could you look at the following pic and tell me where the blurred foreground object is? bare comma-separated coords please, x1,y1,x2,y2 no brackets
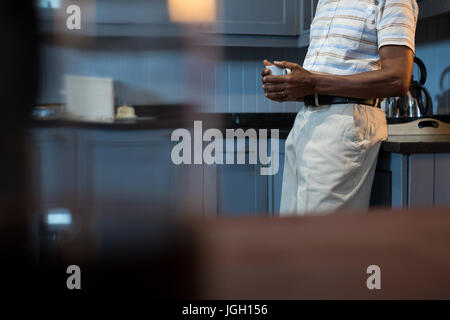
0,0,39,295
192,207,450,299
36,212,196,298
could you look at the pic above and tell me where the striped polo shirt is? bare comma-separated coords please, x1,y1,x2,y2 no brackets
303,0,419,75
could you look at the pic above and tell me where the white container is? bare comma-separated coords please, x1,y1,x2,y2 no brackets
65,75,114,120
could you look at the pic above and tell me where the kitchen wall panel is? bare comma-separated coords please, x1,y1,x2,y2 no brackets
38,44,184,106
37,43,306,113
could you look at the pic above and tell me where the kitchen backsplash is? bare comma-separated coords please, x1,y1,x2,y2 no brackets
196,47,307,113
38,41,186,106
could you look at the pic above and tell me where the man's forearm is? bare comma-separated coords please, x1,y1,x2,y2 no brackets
262,46,414,102
311,69,409,100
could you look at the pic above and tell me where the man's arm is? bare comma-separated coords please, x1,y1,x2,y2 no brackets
262,45,414,102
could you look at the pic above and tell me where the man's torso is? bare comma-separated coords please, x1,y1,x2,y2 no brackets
303,0,418,75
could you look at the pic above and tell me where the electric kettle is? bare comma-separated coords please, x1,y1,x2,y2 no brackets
383,57,433,118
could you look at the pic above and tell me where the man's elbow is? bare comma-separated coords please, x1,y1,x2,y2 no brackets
393,76,410,96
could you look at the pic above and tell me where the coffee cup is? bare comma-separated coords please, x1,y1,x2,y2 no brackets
266,65,292,76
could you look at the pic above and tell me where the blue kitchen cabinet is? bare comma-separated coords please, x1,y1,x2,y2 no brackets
96,0,299,37
37,0,306,47
200,136,287,217
408,154,435,207
29,127,77,211
29,127,183,218
207,0,312,47
377,151,450,208
435,154,450,206
203,138,270,217
388,153,408,208
95,0,169,24
29,128,283,218
34,128,450,217
76,129,179,216
37,0,448,47
212,0,299,36
408,153,450,207
269,139,286,215
216,163,268,216
181,136,450,214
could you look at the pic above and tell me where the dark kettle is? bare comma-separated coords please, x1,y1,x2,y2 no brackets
383,56,433,118
410,57,432,116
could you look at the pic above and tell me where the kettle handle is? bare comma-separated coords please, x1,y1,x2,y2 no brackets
415,84,432,116
413,57,427,86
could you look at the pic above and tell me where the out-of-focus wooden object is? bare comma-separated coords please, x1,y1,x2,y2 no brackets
192,207,450,299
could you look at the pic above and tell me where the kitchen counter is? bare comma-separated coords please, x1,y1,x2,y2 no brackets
29,104,198,130
29,110,296,138
27,110,450,215
382,135,450,153
29,110,450,153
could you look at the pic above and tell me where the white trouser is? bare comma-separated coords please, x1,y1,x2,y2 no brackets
280,103,388,216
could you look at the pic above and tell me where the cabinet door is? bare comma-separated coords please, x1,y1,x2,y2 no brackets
369,151,392,208
298,0,319,46
389,153,409,208
29,128,77,210
270,139,285,216
301,0,318,32
435,154,450,206
408,154,434,208
214,0,299,36
204,138,269,217
217,163,268,217
77,129,177,216
95,0,169,24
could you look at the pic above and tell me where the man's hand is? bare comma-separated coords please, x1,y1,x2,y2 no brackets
261,59,274,77
261,60,315,103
